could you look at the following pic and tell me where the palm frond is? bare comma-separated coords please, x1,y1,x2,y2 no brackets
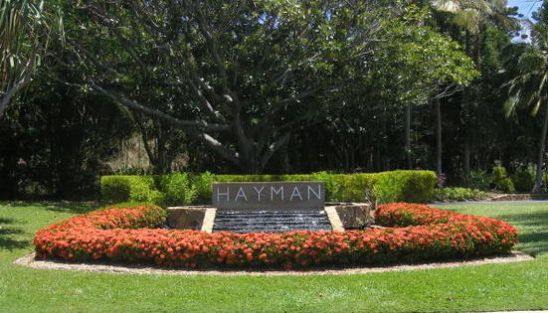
431,0,519,32
504,94,519,117
0,0,61,114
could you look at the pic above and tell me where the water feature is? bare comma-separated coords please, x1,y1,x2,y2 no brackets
211,181,330,232
213,209,332,233
166,181,373,232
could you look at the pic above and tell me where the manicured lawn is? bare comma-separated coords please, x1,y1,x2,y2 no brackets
0,201,547,312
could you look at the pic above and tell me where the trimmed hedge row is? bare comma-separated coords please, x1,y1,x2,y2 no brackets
433,187,488,202
100,170,437,205
34,203,518,269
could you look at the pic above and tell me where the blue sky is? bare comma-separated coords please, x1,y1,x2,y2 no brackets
508,0,542,19
507,0,542,42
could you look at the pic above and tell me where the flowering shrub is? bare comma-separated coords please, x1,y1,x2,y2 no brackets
34,203,518,269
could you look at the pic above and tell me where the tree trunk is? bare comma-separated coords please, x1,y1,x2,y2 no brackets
462,88,472,181
281,145,291,173
0,94,9,117
435,99,443,185
0,83,21,117
464,140,471,176
463,30,472,181
405,103,412,169
533,103,548,193
238,143,258,174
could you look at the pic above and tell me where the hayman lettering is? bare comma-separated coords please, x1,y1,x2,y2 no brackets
253,186,265,201
290,186,303,201
212,182,325,210
235,187,248,201
216,187,230,202
270,186,284,201
308,185,321,200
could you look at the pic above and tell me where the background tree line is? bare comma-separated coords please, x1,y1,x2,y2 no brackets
1,0,547,199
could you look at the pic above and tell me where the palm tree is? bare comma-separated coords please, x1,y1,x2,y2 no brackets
432,0,519,179
0,0,61,116
505,2,548,192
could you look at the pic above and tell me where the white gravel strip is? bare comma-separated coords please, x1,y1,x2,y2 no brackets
14,251,533,277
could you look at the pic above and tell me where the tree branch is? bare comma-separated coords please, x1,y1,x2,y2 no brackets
186,70,227,123
93,83,240,166
91,83,229,132
198,132,240,165
132,112,156,165
0,81,24,117
260,133,291,170
432,83,463,100
195,6,228,82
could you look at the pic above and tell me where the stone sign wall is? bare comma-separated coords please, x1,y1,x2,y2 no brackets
212,182,325,209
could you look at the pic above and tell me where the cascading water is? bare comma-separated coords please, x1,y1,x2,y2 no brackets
213,209,332,233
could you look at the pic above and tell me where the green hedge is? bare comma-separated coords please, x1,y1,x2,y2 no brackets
100,176,163,204
100,170,437,205
433,187,488,202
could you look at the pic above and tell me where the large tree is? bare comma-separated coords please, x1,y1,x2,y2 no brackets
63,0,472,173
302,4,477,173
432,0,519,178
61,0,482,173
505,1,548,192
0,0,61,116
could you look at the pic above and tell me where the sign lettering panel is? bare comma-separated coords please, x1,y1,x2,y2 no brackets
212,182,325,209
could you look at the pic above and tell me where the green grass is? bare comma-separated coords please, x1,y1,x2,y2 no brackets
439,202,548,257
0,201,547,312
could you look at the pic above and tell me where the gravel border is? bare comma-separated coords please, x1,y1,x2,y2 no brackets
14,251,533,277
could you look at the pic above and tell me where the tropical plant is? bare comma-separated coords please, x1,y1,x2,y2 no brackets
432,0,519,178
504,1,548,192
0,0,62,116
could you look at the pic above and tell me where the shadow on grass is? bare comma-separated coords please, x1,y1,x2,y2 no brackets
0,217,16,224
42,202,96,214
498,211,548,256
0,237,29,251
0,228,24,235
1,201,97,214
0,215,30,251
517,232,548,256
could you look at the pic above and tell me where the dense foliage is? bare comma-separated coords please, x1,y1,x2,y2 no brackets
100,170,437,204
33,203,518,269
0,71,133,199
0,0,62,115
433,187,488,202
3,0,548,199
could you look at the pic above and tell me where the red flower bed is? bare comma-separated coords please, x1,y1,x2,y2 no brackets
34,203,518,269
